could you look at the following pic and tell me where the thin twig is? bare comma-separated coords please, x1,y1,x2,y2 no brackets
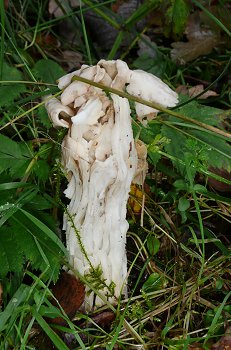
72,75,231,140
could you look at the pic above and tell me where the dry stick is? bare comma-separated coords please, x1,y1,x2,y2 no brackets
72,75,231,140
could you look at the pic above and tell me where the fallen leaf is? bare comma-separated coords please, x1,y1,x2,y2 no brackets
212,326,231,349
90,311,115,328
35,32,60,48
137,34,157,58
189,85,218,99
188,343,204,350
49,272,85,326
176,85,189,95
171,35,218,64
171,12,219,64
176,84,218,99
208,167,231,192
62,50,83,71
49,0,79,17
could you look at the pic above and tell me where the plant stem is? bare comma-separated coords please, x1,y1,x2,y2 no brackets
71,75,231,140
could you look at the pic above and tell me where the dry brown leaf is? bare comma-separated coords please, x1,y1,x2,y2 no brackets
175,85,189,95
188,85,218,99
89,311,115,328
176,84,218,99
48,272,85,326
171,35,218,64
49,0,79,17
212,326,231,350
188,343,204,350
62,50,83,71
171,12,219,64
208,167,231,193
186,12,204,41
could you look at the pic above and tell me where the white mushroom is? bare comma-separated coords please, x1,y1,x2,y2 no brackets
45,60,178,309
44,95,74,128
127,70,178,123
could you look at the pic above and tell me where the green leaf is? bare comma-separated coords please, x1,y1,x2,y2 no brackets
190,129,231,172
142,272,166,292
31,309,71,350
10,212,63,282
0,284,31,332
0,228,24,277
133,52,169,79
162,97,231,174
0,134,32,178
33,59,65,84
0,201,66,282
37,105,52,129
204,292,231,339
0,62,27,107
175,98,223,127
147,236,160,256
178,197,190,211
33,159,50,181
162,126,189,175
193,184,207,193
19,208,67,257
164,0,190,38
173,179,189,191
0,182,33,191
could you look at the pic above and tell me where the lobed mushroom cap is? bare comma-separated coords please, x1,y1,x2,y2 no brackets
127,69,179,120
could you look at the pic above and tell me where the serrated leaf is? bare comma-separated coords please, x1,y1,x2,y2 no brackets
33,59,65,84
0,134,32,178
162,98,231,174
190,130,231,172
34,160,50,181
0,228,24,277
175,98,223,127
0,62,27,107
6,209,65,282
37,105,52,129
164,0,190,38
162,125,186,174
19,209,67,256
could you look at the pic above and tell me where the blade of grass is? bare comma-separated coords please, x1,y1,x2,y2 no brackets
0,91,62,131
19,208,67,256
108,31,125,60
193,0,231,38
31,309,70,350
82,0,120,30
80,1,92,65
0,0,5,79
204,291,231,343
